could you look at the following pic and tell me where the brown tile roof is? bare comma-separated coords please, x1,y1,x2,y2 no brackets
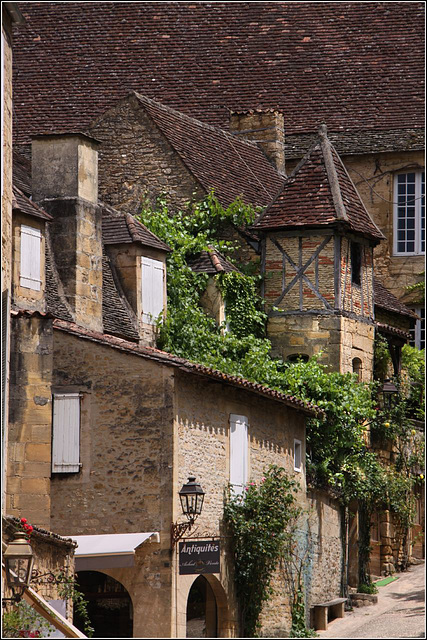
13,3,423,141
53,318,322,417
3,515,76,548
375,323,411,341
253,127,384,241
101,203,171,252
12,185,52,221
187,248,239,275
374,278,419,320
13,150,32,195
133,93,284,208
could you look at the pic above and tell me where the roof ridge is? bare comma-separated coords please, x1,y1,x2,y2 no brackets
133,91,262,151
318,124,349,222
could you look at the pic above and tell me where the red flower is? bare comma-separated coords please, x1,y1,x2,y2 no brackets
20,518,27,524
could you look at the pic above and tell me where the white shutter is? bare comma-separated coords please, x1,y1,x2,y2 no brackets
294,439,302,472
20,225,41,291
52,394,81,473
229,414,248,495
141,257,164,324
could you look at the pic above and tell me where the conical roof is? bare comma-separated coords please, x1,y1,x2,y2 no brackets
253,125,385,242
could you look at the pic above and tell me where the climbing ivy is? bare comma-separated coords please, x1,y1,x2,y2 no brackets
139,192,424,601
223,466,302,638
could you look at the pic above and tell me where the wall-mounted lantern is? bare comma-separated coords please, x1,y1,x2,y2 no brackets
381,379,399,410
3,532,34,604
171,476,205,547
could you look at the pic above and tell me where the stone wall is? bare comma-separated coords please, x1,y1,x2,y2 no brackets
40,198,103,332
305,490,343,619
2,12,13,296
175,369,307,637
50,330,176,638
339,316,375,381
89,94,206,214
7,316,53,529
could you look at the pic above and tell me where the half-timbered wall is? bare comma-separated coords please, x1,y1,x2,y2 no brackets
339,237,374,319
263,230,375,380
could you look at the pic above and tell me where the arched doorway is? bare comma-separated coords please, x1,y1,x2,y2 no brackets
74,571,133,638
186,575,217,638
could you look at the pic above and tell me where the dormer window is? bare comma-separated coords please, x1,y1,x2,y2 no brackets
141,256,165,324
20,225,41,291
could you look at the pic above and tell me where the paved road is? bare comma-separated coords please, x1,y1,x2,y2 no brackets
318,562,425,638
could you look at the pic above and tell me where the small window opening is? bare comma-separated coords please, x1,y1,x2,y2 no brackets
294,439,302,472
352,357,363,382
287,353,309,363
351,242,362,285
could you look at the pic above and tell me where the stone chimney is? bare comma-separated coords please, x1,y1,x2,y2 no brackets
230,110,286,175
31,133,103,332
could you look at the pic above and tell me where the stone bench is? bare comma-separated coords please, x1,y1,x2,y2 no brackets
313,597,347,631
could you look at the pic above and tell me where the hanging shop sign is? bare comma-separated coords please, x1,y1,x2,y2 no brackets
179,540,220,575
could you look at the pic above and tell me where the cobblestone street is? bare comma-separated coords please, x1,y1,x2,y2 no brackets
318,563,425,638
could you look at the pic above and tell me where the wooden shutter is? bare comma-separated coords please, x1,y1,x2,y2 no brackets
229,414,248,495
52,394,81,473
20,225,41,290
141,257,164,324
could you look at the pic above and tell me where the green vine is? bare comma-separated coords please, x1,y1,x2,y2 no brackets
57,577,94,638
223,466,301,637
2,602,54,638
139,192,425,592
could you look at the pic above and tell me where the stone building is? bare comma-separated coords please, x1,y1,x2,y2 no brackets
5,3,424,635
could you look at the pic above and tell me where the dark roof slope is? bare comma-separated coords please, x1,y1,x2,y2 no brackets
253,127,384,242
374,278,419,320
102,254,140,342
12,185,52,221
134,93,284,208
187,248,239,275
13,3,424,141
13,150,32,195
102,203,171,252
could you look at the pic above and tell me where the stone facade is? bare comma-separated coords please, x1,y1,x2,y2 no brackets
2,10,13,297
89,94,206,214
230,111,286,176
6,315,53,530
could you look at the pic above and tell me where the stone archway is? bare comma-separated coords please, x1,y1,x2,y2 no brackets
178,573,236,638
74,571,133,638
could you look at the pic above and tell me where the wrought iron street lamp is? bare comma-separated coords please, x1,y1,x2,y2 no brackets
3,532,34,604
171,476,205,546
381,379,399,410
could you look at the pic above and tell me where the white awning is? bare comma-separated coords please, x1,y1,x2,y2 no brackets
68,532,160,570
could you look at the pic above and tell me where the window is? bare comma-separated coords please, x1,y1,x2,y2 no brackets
294,439,302,472
409,307,425,350
229,414,248,495
351,242,362,285
287,354,309,363
394,171,425,255
20,225,41,290
352,357,362,382
141,257,165,324
52,393,81,473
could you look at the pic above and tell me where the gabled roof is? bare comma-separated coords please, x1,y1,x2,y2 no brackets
133,93,284,209
253,126,385,242
101,203,171,253
374,278,419,320
187,247,239,275
53,318,322,417
12,185,52,221
13,3,423,140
